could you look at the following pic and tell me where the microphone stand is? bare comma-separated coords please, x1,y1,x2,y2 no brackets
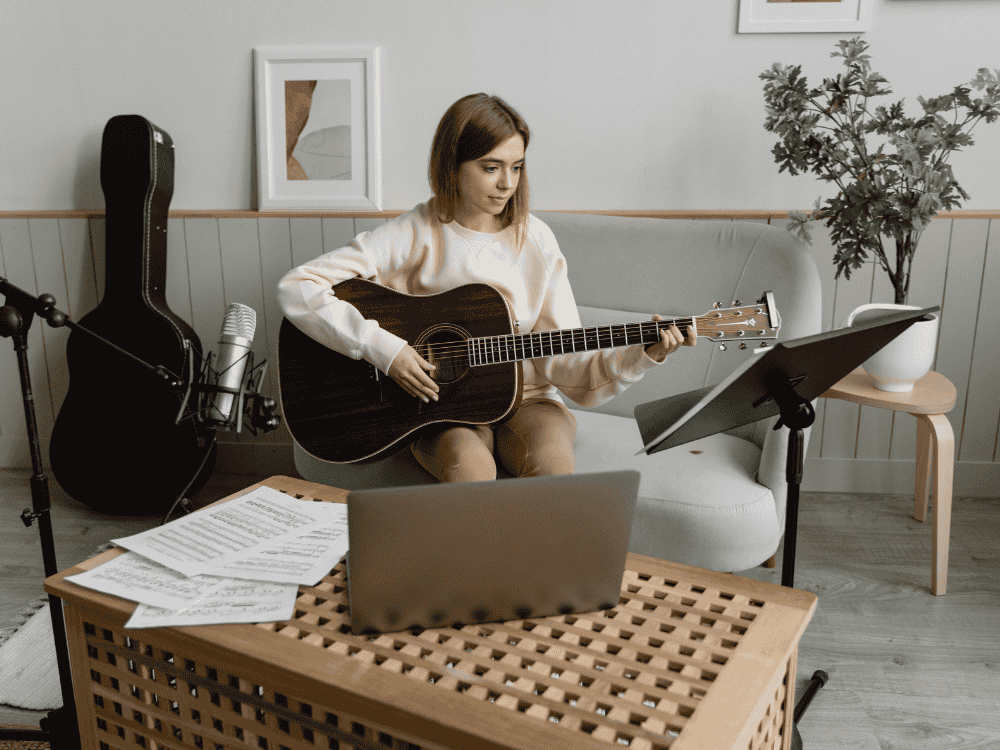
0,278,93,750
0,276,186,750
0,276,282,747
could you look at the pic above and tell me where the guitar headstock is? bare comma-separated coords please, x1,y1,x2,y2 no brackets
695,291,780,351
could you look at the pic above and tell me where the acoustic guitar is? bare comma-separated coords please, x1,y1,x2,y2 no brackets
49,116,215,515
278,278,780,463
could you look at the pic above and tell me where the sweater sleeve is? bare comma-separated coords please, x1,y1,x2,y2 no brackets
275,215,417,375
529,223,664,408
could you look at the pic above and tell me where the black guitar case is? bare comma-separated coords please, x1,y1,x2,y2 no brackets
50,115,216,515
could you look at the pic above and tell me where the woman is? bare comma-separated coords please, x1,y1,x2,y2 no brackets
277,93,695,482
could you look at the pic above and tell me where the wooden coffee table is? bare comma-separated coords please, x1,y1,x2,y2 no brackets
46,475,817,750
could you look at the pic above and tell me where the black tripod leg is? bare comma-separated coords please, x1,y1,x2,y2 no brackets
160,438,217,525
2,324,81,750
789,670,830,750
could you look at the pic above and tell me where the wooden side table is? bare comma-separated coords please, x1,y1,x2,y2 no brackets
820,368,957,595
46,475,817,750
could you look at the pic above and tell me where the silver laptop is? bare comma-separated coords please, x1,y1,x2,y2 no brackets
346,470,641,635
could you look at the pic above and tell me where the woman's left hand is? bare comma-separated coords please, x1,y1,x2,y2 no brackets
645,314,697,363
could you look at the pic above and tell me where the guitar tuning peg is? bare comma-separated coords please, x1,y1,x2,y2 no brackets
732,299,742,307
739,342,748,350
718,343,727,351
713,301,722,309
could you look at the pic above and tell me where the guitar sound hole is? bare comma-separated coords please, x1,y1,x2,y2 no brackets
418,326,470,384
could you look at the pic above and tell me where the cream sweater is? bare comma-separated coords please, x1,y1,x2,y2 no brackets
276,202,662,408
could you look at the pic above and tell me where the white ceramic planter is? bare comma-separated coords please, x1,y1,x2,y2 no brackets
845,303,941,392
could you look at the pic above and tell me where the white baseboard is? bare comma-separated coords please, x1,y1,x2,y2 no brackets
5,437,997,497
802,457,1000,497
0,436,45,470
0,436,298,479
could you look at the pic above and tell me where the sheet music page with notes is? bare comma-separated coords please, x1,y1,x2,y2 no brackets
123,579,300,629
111,486,348,585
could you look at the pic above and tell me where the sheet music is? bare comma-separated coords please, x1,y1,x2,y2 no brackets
111,486,346,582
65,551,225,610
213,516,349,585
124,579,299,629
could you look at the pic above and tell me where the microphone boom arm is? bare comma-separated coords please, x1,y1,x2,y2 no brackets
1,275,183,386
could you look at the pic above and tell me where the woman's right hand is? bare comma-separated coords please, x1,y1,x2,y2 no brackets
387,345,439,403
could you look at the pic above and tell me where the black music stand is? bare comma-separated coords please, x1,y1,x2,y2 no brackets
634,305,940,589
633,305,938,750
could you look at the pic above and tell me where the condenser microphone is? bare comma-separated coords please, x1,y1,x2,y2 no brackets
204,303,256,427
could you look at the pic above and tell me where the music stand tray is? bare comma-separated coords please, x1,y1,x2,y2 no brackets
634,306,940,588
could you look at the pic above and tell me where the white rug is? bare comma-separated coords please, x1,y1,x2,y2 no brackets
0,598,61,710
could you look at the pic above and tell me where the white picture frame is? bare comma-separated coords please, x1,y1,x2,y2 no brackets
738,0,874,34
254,44,381,211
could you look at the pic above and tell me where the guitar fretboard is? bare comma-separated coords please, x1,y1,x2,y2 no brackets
467,320,689,366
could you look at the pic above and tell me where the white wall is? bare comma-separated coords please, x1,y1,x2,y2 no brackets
3,0,1000,212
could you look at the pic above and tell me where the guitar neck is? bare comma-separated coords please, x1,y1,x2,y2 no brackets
468,318,690,366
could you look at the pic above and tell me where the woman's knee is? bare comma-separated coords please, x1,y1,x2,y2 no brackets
519,440,575,477
411,428,496,483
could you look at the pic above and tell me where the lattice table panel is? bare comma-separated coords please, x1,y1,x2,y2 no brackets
47,475,816,750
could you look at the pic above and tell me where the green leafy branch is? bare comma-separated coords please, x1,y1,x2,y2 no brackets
761,37,1000,304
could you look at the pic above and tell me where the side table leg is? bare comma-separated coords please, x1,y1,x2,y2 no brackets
916,413,954,596
914,414,932,523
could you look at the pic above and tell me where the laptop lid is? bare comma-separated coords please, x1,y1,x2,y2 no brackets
346,470,641,635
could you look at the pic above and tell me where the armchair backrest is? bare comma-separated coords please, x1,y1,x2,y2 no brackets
537,213,824,447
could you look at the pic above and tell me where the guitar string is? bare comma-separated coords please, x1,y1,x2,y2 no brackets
410,319,698,364
414,320,696,359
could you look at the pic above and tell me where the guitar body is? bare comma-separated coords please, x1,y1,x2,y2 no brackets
278,279,782,465
50,115,215,514
278,278,522,463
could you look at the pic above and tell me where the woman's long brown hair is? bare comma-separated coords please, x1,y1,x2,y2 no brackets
428,93,531,248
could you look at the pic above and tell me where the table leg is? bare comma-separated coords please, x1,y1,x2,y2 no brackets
915,413,954,596
914,415,933,523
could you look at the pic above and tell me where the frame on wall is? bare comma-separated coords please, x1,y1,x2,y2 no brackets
738,0,873,33
254,44,381,211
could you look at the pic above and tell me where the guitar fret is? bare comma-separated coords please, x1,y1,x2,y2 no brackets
466,316,707,366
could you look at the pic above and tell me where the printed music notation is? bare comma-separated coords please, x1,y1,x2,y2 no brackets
66,487,349,628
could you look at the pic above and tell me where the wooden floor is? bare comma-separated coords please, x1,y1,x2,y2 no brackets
1,468,998,749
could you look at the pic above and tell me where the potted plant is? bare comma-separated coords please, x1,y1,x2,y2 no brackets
760,38,1000,390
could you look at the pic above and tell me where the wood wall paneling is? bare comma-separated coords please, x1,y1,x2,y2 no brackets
257,217,295,449
0,218,54,467
934,219,991,460
958,219,1000,463
2,212,998,496
0,220,27,466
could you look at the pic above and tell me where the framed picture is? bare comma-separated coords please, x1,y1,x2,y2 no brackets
254,44,381,211
738,0,874,33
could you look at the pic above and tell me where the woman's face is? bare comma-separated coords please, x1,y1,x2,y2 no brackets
456,134,524,230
